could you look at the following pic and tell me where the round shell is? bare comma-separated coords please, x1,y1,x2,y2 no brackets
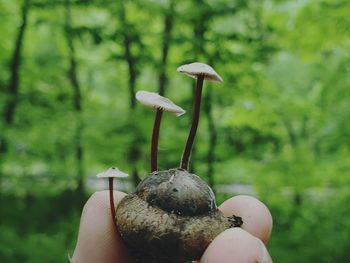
116,169,231,263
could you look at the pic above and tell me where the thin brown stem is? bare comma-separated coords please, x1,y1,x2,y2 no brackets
109,177,117,230
181,75,205,170
151,109,163,172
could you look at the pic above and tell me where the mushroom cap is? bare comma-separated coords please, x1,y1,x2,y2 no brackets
177,62,223,82
96,167,129,178
136,91,186,116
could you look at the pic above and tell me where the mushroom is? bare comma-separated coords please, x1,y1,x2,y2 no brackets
177,62,222,170
136,91,185,172
96,167,128,229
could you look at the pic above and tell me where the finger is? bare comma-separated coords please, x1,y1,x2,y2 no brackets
219,195,273,244
199,228,272,263
71,191,133,263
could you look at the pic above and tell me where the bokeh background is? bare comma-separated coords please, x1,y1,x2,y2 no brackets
1,0,350,262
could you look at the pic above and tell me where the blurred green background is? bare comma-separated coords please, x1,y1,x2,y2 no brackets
1,0,350,262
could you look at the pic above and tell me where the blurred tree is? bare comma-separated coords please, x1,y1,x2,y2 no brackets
0,0,31,195
64,0,85,202
158,0,175,97
118,1,143,186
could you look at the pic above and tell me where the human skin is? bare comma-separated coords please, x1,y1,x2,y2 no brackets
71,191,273,263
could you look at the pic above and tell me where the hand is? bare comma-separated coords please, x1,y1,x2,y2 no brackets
71,191,273,263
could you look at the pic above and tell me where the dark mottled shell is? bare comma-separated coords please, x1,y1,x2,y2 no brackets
116,169,231,263
136,169,216,216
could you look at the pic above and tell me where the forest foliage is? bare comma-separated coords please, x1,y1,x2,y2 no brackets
0,0,350,262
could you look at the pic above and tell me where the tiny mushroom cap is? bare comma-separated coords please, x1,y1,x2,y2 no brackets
96,167,129,178
177,62,223,82
136,91,186,117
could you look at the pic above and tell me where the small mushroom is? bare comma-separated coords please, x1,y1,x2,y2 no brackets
96,167,129,229
177,62,223,170
136,91,185,172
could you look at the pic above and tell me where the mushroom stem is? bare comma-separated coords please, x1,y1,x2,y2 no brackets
108,177,117,230
151,108,163,172
181,75,204,170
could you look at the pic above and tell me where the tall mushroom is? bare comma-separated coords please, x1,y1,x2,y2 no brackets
136,91,185,172
96,167,128,229
177,62,223,170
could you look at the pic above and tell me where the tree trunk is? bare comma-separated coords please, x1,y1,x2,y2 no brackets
203,86,217,190
0,0,31,197
119,1,140,187
120,1,137,110
158,1,174,97
64,0,85,201
3,0,31,125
